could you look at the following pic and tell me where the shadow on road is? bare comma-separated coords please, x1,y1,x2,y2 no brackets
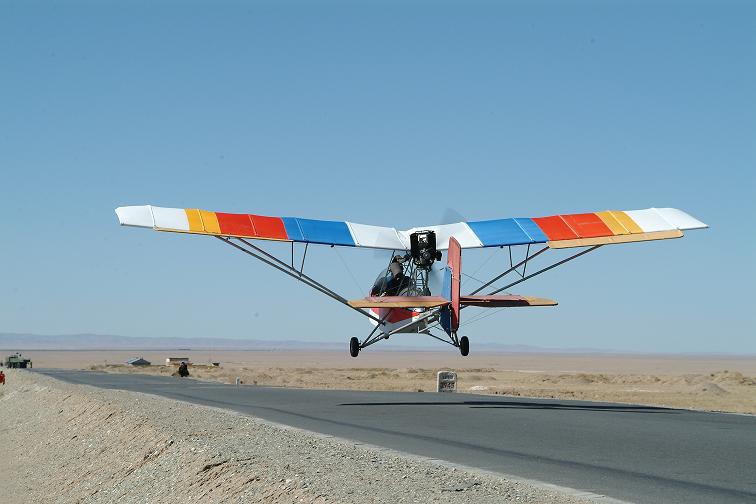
339,400,678,413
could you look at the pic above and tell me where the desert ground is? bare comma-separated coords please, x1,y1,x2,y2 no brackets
11,349,756,415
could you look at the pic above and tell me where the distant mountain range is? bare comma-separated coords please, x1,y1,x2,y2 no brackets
0,332,611,353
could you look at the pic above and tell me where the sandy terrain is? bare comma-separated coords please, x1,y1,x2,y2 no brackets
10,349,756,415
0,370,596,504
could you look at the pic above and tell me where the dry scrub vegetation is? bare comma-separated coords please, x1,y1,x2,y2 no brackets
90,364,756,415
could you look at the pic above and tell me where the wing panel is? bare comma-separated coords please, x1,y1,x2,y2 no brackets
115,205,154,228
561,213,614,238
514,218,549,242
295,218,356,246
611,211,643,234
216,212,256,237
152,206,190,231
466,218,533,246
653,208,708,230
346,222,406,249
532,215,579,241
596,211,630,235
198,210,221,234
251,215,289,240
282,217,304,241
625,209,674,232
185,209,205,233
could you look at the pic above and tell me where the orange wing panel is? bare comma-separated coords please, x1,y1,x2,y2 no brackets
532,216,579,241
561,213,614,238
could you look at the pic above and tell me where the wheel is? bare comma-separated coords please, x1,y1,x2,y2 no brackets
459,336,469,356
349,337,360,357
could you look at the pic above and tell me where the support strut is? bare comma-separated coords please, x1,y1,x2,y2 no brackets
216,237,383,324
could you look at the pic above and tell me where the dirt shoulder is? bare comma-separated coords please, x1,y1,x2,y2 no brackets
0,370,599,504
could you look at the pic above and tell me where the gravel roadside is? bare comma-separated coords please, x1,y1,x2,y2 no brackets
0,370,602,504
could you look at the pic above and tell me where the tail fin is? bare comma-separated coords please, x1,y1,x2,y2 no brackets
440,236,461,334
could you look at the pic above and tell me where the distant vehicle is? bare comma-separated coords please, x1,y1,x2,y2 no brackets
116,205,707,357
5,352,32,368
126,357,151,366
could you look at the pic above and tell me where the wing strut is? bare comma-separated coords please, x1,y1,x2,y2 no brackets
486,245,603,296
469,245,549,295
216,236,384,324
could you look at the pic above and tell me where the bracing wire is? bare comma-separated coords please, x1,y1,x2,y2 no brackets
333,246,365,296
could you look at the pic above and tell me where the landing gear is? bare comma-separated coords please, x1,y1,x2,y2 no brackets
459,336,469,356
349,337,360,357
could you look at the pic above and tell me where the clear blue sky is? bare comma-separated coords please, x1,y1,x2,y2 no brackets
1,0,754,353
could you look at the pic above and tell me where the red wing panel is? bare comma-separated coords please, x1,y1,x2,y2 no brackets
560,213,613,238
532,216,579,241
216,212,257,237
250,215,288,240
448,236,461,331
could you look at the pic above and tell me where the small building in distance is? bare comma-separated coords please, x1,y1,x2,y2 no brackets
126,357,151,366
4,353,32,368
166,357,190,366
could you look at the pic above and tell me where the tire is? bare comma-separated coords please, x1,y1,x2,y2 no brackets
350,337,360,357
459,336,469,356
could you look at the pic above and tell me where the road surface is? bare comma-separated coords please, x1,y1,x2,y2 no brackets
35,369,756,504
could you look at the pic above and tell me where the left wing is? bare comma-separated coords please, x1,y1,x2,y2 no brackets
115,205,706,251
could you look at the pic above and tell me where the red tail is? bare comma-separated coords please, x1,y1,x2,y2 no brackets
447,236,461,332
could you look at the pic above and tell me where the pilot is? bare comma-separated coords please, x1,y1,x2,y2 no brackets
385,258,409,296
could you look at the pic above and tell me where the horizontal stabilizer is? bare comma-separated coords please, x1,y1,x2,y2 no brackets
348,296,449,309
460,295,557,307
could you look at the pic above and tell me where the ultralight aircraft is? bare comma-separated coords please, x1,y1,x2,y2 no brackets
116,206,706,356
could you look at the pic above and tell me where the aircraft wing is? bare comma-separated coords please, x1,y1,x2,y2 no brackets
347,296,449,309
115,205,706,251
460,295,557,307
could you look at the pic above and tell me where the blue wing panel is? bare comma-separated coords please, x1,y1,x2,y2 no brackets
295,218,356,246
282,217,305,242
514,218,548,243
466,219,533,246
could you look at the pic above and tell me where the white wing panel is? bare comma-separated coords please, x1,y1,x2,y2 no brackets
624,209,674,233
402,222,483,250
346,222,407,250
115,205,154,228
653,208,708,230
151,206,190,231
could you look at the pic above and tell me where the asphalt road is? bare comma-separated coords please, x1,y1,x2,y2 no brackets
35,369,756,504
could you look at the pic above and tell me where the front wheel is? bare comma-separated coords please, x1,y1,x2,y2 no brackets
459,336,469,356
349,337,360,357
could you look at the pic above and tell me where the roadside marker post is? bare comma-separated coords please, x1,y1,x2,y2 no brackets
437,371,457,393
